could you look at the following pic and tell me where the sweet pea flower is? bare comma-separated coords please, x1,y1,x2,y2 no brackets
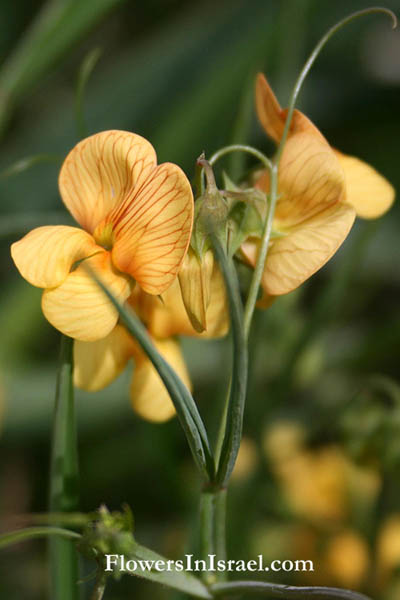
11,131,193,341
241,74,395,302
73,268,228,422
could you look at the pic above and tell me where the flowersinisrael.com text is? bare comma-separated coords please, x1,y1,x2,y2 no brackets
105,554,314,574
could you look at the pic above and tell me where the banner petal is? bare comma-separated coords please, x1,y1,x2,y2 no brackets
111,162,193,295
274,131,346,228
59,131,157,233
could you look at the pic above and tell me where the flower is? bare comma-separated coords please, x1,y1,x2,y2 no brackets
73,267,228,422
11,131,193,341
241,74,395,302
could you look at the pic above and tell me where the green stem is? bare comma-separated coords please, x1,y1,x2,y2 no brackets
75,47,102,139
214,488,227,569
211,580,372,600
0,527,81,550
276,6,396,165
243,164,278,338
49,335,79,600
90,572,107,600
199,488,227,584
88,267,215,481
0,153,61,181
212,239,247,486
199,490,215,583
209,144,272,172
214,383,231,466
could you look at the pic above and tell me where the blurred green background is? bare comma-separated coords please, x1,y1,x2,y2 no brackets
1,0,400,598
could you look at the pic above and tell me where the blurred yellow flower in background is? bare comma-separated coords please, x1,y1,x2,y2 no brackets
11,130,193,341
263,421,381,526
241,73,395,303
260,421,392,592
377,514,400,587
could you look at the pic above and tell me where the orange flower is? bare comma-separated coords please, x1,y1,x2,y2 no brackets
73,270,228,422
11,131,193,341
241,74,394,301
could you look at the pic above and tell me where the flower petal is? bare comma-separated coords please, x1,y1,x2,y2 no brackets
42,252,132,341
255,73,285,143
242,203,356,296
59,131,157,233
335,151,395,219
111,162,193,294
11,225,100,288
256,73,325,144
256,72,329,142
274,131,346,228
130,338,192,423
74,324,138,391
204,261,230,338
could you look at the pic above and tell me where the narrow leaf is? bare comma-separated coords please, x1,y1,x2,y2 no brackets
0,527,80,550
49,335,80,600
211,580,372,600
75,47,102,138
0,0,125,134
126,543,213,599
88,267,215,481
212,238,248,486
0,154,61,181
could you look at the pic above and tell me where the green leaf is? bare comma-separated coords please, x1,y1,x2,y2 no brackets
49,335,80,600
0,153,61,181
87,268,215,482
0,0,126,134
75,47,103,138
228,199,263,256
126,543,212,599
0,527,81,550
212,238,248,486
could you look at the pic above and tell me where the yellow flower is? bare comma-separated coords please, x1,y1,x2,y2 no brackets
11,131,193,341
241,74,395,301
73,268,228,422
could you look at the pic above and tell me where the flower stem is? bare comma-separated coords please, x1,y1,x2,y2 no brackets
90,572,107,600
0,527,80,550
209,144,272,173
243,164,278,338
49,334,79,600
75,48,102,139
199,487,227,584
277,6,396,165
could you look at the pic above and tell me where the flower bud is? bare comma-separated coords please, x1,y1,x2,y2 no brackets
178,248,214,332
